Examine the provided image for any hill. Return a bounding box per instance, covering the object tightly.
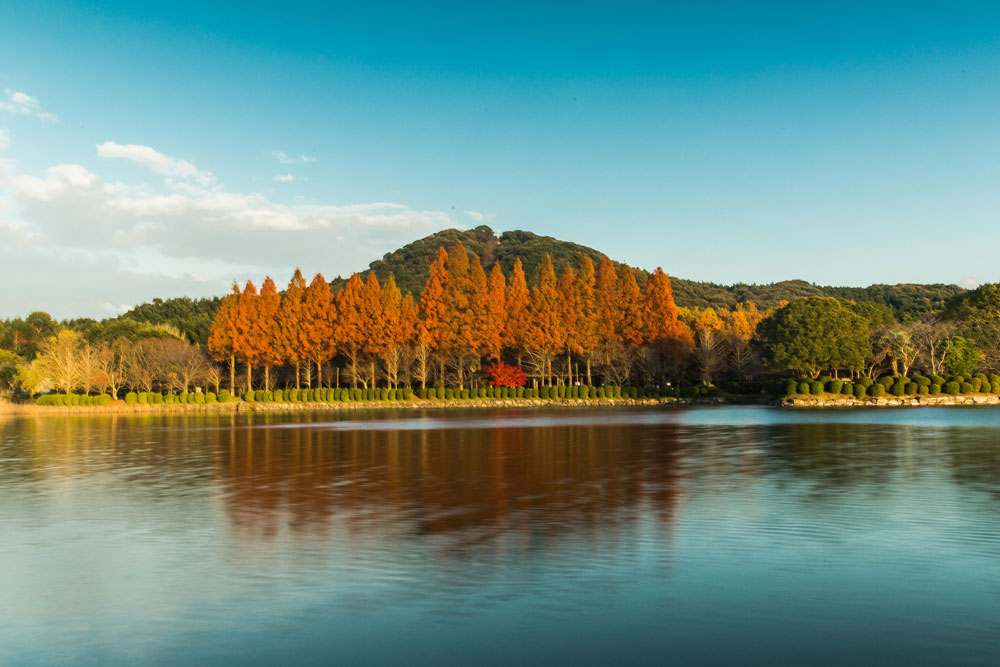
[118,226,965,345]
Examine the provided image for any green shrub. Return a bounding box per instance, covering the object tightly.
[797,381,810,394]
[242,391,254,402]
[853,384,866,398]
[195,392,206,404]
[150,393,162,405]
[206,392,218,404]
[628,387,638,399]
[856,377,874,388]
[137,392,148,405]
[930,375,946,385]
[809,380,824,395]
[444,388,453,400]
[930,384,941,395]
[841,382,853,395]
[905,382,918,395]
[870,383,886,397]
[828,380,843,395]
[125,392,137,405]
[459,389,468,399]
[918,385,929,395]
[943,381,959,395]
[877,376,895,388]
[914,375,931,387]
[784,380,798,395]
[981,381,992,394]
[971,378,983,392]
[960,382,973,394]
[219,389,231,402]
[579,386,589,399]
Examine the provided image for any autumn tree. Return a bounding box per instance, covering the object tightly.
[573,257,599,385]
[300,274,335,388]
[275,269,307,388]
[208,285,239,392]
[503,258,530,367]
[557,266,578,384]
[525,254,564,385]
[336,273,366,388]
[481,263,507,362]
[21,330,84,394]
[419,247,450,385]
[256,277,282,390]
[232,281,260,391]
[643,268,694,383]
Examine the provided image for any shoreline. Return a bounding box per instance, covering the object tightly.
[0,396,699,417]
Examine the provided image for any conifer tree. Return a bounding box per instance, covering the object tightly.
[336,273,366,388]
[233,281,259,391]
[644,268,695,382]
[257,276,282,390]
[300,274,335,388]
[208,284,239,392]
[595,257,618,345]
[275,269,307,388]
[378,275,404,388]
[525,255,564,385]
[557,266,578,384]
[360,273,385,387]
[573,257,599,385]
[504,257,530,367]
[482,263,507,361]
[419,247,450,385]
[615,268,645,347]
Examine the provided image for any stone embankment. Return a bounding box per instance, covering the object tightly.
[782,394,1000,408]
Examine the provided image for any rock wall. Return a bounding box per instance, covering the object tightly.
[782,394,1000,408]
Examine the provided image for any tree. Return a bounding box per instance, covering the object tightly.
[482,263,507,361]
[300,274,335,388]
[256,277,282,390]
[503,258,530,366]
[336,273,366,388]
[359,273,386,387]
[377,275,404,388]
[524,254,564,385]
[420,247,450,385]
[573,257,599,385]
[93,338,129,398]
[643,268,694,382]
[941,336,983,377]
[0,350,25,395]
[23,330,85,394]
[720,301,770,378]
[679,307,722,384]
[557,266,578,384]
[232,281,260,391]
[207,285,239,392]
[152,338,212,393]
[275,269,307,388]
[758,297,872,378]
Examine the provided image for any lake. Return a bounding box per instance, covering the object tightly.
[2,406,999,665]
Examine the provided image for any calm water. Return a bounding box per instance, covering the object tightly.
[2,406,1000,665]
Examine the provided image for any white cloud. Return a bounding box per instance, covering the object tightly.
[274,173,294,182]
[0,128,8,152]
[97,302,131,315]
[273,151,316,164]
[0,140,457,317]
[465,210,484,222]
[97,141,215,186]
[962,277,980,289]
[0,89,57,120]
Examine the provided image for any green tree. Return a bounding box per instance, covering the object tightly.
[941,336,983,377]
[758,297,872,377]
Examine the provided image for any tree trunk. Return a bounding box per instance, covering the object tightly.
[246,364,252,392]
[586,358,592,385]
[230,355,235,393]
[317,359,323,388]
[370,360,376,388]
[265,365,270,391]
[295,361,300,389]
[566,350,572,385]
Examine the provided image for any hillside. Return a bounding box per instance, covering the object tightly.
[119,226,964,345]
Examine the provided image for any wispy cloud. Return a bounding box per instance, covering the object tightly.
[464,210,495,223]
[274,173,294,182]
[97,141,216,187]
[0,89,57,120]
[0,128,8,152]
[273,151,316,164]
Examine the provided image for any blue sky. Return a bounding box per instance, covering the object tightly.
[1,1,999,318]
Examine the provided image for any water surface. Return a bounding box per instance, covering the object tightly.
[2,406,999,665]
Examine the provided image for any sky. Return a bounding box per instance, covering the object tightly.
[1,1,999,319]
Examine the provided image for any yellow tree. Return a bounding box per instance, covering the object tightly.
[573,257,599,385]
[360,273,385,388]
[378,275,405,388]
[503,258,530,367]
[398,292,419,387]
[643,267,695,383]
[441,242,480,388]
[208,284,240,392]
[679,306,722,383]
[275,269,307,388]
[300,274,335,388]
[720,301,772,376]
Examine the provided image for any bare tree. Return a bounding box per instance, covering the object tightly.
[909,319,957,376]
[151,338,211,392]
[94,338,129,398]
[123,339,158,392]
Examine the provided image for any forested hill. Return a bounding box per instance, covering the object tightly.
[119,226,962,345]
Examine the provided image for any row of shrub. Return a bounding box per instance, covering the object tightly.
[238,385,679,403]
[785,373,1000,398]
[124,391,222,405]
[36,393,113,407]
